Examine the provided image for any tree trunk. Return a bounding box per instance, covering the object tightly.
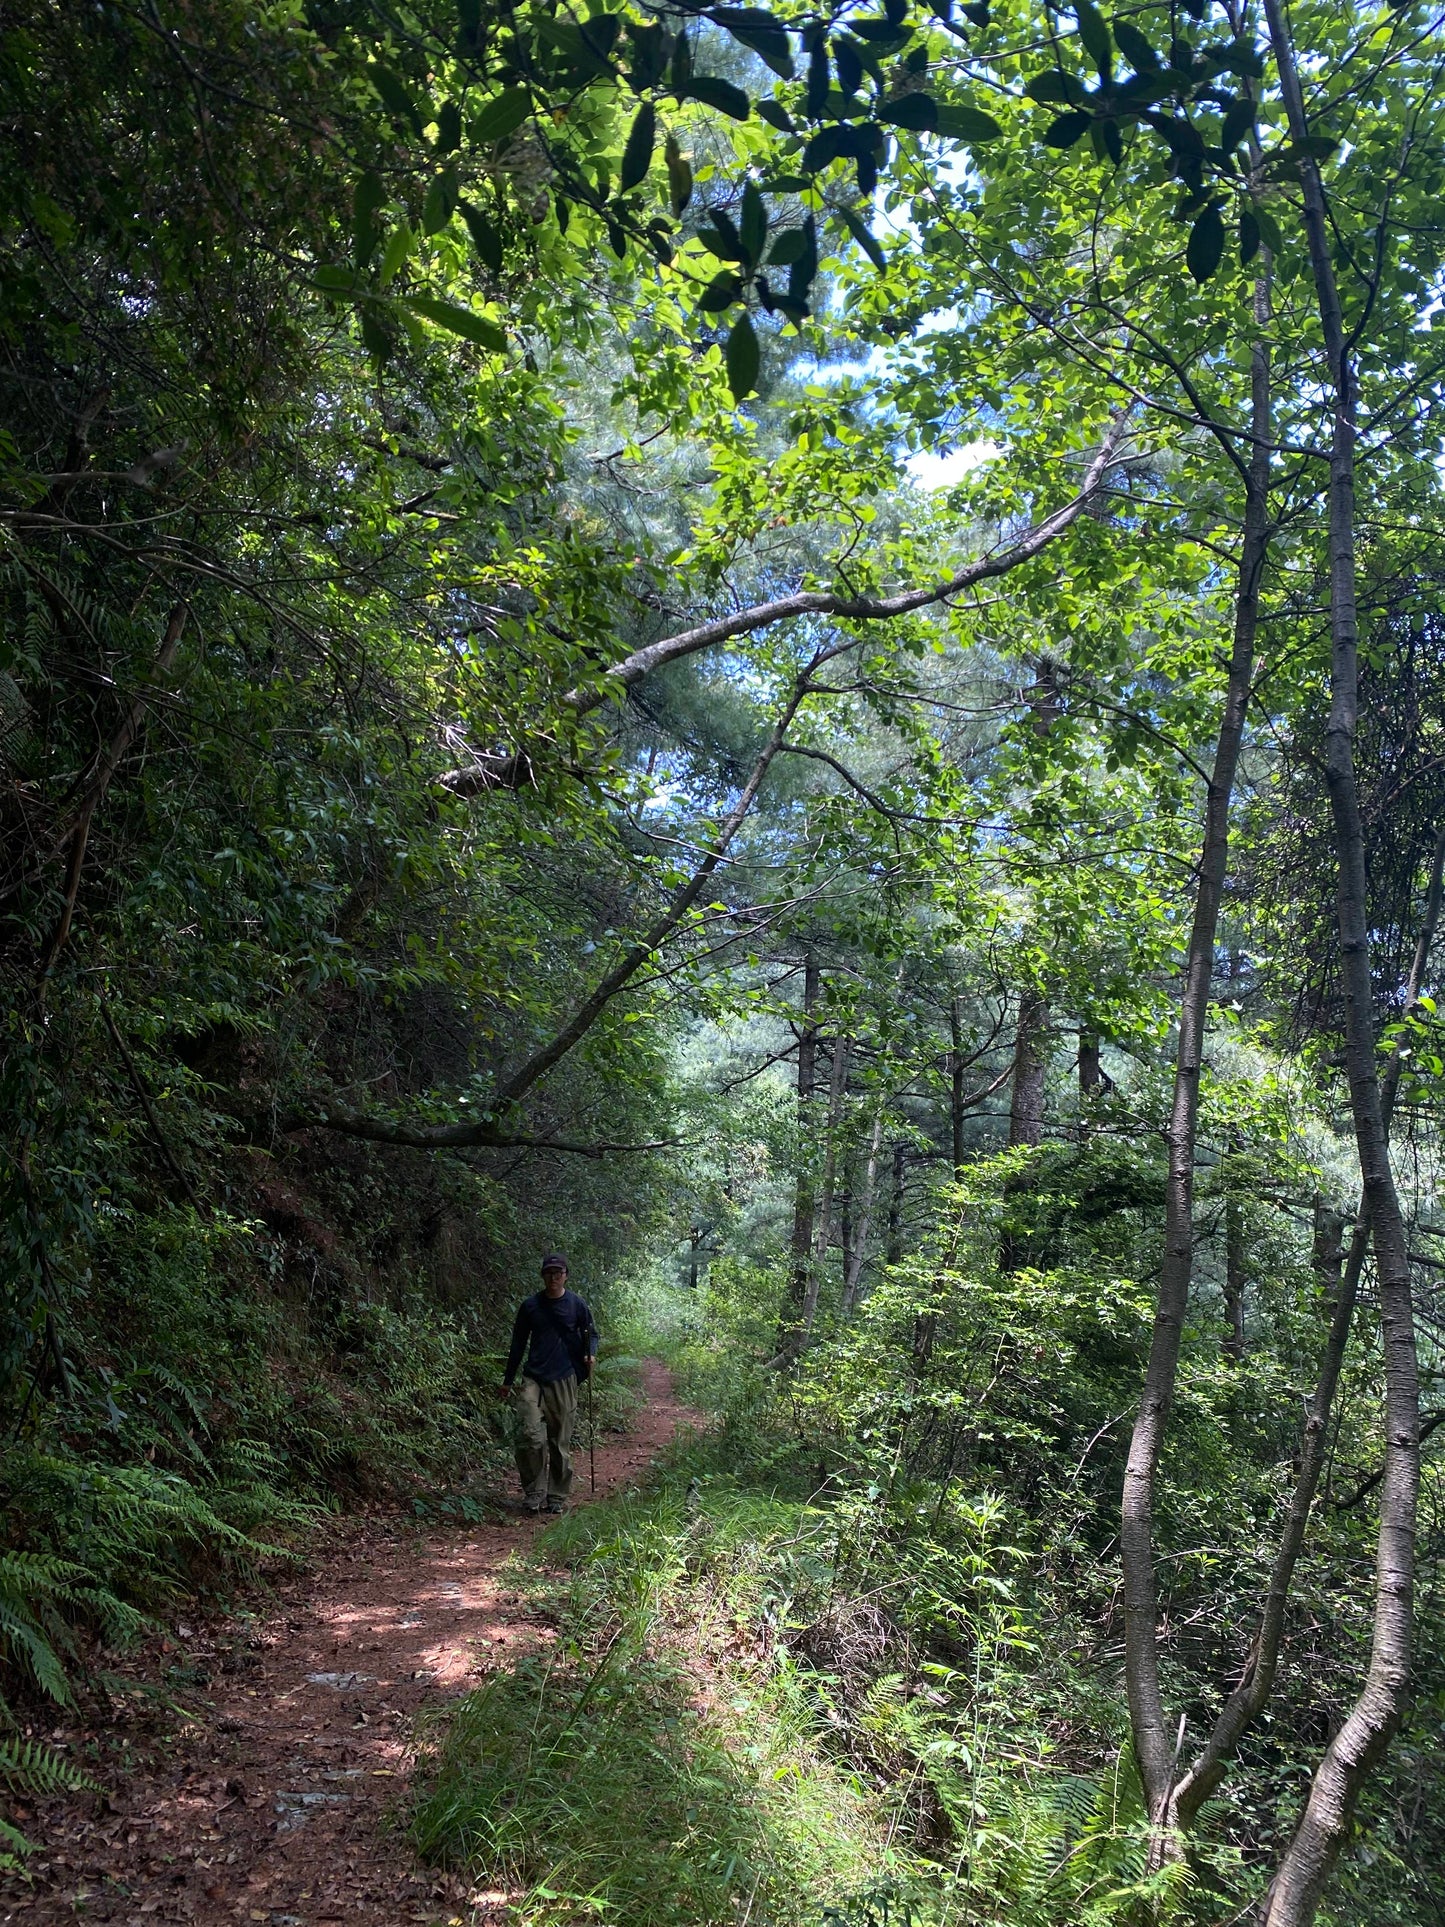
[800,1036,850,1342]
[1172,823,1445,1837]
[1122,266,1273,1834]
[779,953,820,1353]
[886,1142,907,1266]
[842,1109,884,1316]
[1223,1188,1247,1365]
[950,997,967,1176]
[1006,990,1048,1149]
[1255,17,1421,1918]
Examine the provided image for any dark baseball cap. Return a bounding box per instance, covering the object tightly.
[540,1253,568,1273]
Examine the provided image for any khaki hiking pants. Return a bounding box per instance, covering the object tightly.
[512,1373,577,1509]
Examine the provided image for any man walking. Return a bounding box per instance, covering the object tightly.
[498,1254,598,1514]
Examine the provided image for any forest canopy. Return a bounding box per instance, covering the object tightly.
[3,0,1445,1920]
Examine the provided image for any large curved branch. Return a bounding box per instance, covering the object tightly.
[290,676,808,1149]
[443,417,1129,796]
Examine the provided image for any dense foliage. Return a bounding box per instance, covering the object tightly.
[3,0,1445,1920]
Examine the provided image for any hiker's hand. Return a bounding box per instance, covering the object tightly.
[496,1383,511,1402]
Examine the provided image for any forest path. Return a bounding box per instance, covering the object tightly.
[7,1360,702,1927]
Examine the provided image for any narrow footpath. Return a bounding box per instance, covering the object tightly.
[7,1362,700,1927]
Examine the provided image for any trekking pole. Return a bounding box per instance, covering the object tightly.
[588,1367,596,1494]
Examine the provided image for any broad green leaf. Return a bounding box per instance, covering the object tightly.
[1186,203,1225,281]
[681,75,752,119]
[403,294,506,350]
[460,199,504,273]
[715,9,795,78]
[698,269,743,312]
[620,102,656,193]
[1025,70,1088,106]
[379,221,416,283]
[840,206,886,270]
[1111,16,1160,71]
[767,226,808,265]
[369,63,420,132]
[726,311,760,400]
[353,171,386,269]
[1044,109,1092,148]
[740,179,767,263]
[436,100,462,152]
[934,102,1004,141]
[879,93,939,133]
[807,37,831,117]
[665,133,694,216]
[835,36,864,100]
[470,87,531,146]
[421,170,457,237]
[1075,0,1112,79]
[757,99,794,131]
[1238,205,1261,266]
[1220,97,1255,155]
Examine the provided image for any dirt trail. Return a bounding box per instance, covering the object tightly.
[6,1361,701,1927]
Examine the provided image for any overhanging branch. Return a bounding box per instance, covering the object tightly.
[443,416,1129,796]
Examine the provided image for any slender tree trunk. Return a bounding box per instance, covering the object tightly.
[842,1109,884,1316]
[801,1036,850,1342]
[1173,826,1445,1834]
[1223,1196,1247,1365]
[886,1142,907,1266]
[778,952,820,1353]
[1250,23,1421,1920]
[1122,270,1273,1832]
[950,997,967,1176]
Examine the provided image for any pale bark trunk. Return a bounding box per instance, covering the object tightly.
[784,952,821,1344]
[1173,824,1444,1837]
[1257,13,1421,1918]
[800,1036,850,1342]
[842,1109,884,1315]
[950,998,967,1176]
[1122,272,1273,1830]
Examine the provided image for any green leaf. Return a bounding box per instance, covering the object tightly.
[787,213,818,304]
[879,93,939,133]
[403,294,506,350]
[665,133,694,216]
[835,36,864,100]
[726,311,760,400]
[1111,17,1160,71]
[740,179,768,263]
[460,200,504,273]
[620,102,656,193]
[681,75,752,119]
[1186,203,1225,281]
[1238,204,1260,266]
[703,208,744,261]
[369,62,420,132]
[421,169,458,237]
[1219,96,1255,155]
[353,170,386,269]
[803,125,850,171]
[378,221,416,284]
[1253,202,1284,255]
[698,269,744,312]
[715,8,795,78]
[757,99,794,131]
[767,226,808,265]
[1025,70,1088,106]
[1043,109,1092,148]
[806,37,831,116]
[840,206,886,270]
[470,87,532,146]
[312,264,357,293]
[436,100,463,152]
[934,102,1004,141]
[1075,1,1112,79]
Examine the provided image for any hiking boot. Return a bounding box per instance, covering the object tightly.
[544,1498,566,1514]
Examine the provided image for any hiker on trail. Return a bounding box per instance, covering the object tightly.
[498,1253,598,1514]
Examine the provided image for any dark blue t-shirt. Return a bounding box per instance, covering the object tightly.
[503,1288,597,1387]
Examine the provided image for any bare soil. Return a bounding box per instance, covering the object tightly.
[5,1361,701,1927]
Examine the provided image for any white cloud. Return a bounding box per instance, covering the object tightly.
[906,440,1003,490]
